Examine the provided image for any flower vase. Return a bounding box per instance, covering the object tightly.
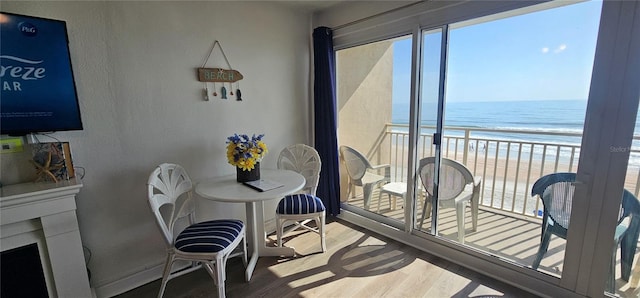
[237,162,260,182]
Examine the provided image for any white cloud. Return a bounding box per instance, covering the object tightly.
[554,44,567,53]
[541,47,549,54]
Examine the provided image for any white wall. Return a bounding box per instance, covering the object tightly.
[1,1,312,296]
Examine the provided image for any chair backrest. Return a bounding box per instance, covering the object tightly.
[621,189,640,278]
[277,144,321,196]
[531,172,576,229]
[532,172,640,231]
[622,189,640,223]
[147,163,194,247]
[339,146,374,184]
[418,157,474,201]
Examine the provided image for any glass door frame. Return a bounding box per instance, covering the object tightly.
[335,33,416,231]
[403,25,424,234]
[404,24,450,237]
[562,2,640,295]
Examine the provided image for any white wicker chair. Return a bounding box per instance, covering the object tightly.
[275,144,326,252]
[147,163,247,298]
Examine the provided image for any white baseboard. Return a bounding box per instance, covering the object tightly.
[94,219,278,298]
[93,262,166,298]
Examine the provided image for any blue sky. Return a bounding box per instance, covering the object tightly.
[393,1,603,104]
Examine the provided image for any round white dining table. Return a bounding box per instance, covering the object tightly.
[195,169,305,281]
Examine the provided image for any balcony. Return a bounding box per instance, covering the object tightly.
[340,124,640,296]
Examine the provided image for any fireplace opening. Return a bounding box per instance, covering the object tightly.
[1,243,49,298]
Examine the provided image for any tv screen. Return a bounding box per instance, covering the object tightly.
[1,12,83,136]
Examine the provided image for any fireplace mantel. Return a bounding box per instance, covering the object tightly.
[1,178,92,297]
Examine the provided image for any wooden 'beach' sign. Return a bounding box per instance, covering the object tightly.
[198,68,243,83]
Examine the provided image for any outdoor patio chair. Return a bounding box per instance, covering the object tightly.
[275,144,326,252]
[418,157,481,244]
[147,163,247,298]
[530,172,640,292]
[339,145,391,210]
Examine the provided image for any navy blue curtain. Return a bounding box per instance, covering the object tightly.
[313,27,340,216]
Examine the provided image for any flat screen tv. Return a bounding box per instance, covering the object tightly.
[1,12,83,136]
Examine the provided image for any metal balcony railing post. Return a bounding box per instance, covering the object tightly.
[463,129,470,165]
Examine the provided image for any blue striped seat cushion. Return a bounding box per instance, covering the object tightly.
[276,194,325,215]
[175,219,243,253]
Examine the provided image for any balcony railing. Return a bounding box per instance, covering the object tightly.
[377,123,640,219]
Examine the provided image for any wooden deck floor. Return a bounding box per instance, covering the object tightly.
[346,189,640,297]
[347,191,565,273]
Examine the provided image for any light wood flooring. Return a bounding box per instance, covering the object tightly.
[116,219,539,298]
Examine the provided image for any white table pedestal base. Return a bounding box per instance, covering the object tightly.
[244,201,295,281]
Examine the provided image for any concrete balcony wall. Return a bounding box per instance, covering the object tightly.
[337,40,394,200]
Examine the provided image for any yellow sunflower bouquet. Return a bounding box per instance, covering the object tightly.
[226,134,267,171]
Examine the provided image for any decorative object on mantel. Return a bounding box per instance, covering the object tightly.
[226,134,267,182]
[198,40,243,101]
[30,151,62,182]
[30,142,75,183]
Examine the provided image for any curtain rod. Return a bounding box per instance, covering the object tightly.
[330,1,425,31]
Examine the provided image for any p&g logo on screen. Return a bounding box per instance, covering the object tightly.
[17,22,37,37]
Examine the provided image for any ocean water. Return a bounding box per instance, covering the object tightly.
[394,100,586,132]
[391,99,640,165]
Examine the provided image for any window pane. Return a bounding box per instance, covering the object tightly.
[337,35,412,226]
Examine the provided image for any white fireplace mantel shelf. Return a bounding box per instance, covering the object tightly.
[1,178,92,298]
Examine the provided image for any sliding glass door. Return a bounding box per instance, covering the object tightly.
[413,0,602,277]
[335,0,639,295]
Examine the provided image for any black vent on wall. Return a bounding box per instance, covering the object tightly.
[1,243,49,298]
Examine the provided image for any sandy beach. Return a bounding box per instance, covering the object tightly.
[380,141,640,217]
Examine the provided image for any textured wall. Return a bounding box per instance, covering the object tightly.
[0,1,311,295]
